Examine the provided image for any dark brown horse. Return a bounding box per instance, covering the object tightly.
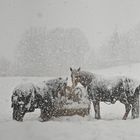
[11,77,68,121]
[70,67,140,120]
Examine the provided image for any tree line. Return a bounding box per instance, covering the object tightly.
[1,24,140,76]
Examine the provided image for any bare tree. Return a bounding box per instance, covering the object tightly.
[14,27,47,76]
[14,27,89,76]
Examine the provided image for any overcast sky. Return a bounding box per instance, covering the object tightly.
[0,0,140,60]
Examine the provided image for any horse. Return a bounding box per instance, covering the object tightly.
[11,77,68,121]
[70,67,140,120]
[36,77,68,121]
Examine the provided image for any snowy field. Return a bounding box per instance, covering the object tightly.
[1,63,140,140]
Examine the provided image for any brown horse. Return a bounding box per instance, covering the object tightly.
[70,67,140,120]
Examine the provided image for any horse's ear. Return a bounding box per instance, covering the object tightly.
[77,67,81,71]
[70,67,73,71]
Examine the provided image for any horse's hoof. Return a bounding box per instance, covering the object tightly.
[95,117,101,120]
[38,117,46,122]
[122,117,127,120]
[131,116,139,119]
[39,116,51,122]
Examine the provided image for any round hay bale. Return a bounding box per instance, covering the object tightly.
[53,105,90,117]
[52,86,90,117]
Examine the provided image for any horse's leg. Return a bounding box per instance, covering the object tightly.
[12,108,17,120]
[39,108,50,122]
[132,94,139,119]
[119,94,132,120]
[93,101,101,119]
[97,101,101,119]
[122,103,131,120]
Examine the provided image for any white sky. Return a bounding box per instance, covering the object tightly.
[0,0,140,60]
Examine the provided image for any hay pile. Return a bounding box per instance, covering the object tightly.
[53,87,90,117]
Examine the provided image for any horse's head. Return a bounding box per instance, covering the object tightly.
[11,93,28,121]
[11,83,38,121]
[70,67,81,88]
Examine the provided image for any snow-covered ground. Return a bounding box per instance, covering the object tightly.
[1,63,140,140]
